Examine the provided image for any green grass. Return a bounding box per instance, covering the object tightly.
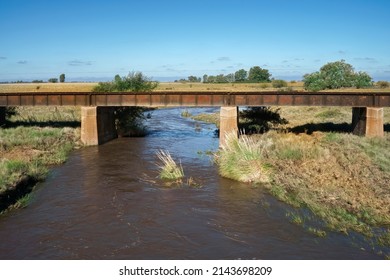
[0,107,81,210]
[307,227,327,237]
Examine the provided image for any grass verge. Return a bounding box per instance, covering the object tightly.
[215,131,390,249]
[0,107,81,212]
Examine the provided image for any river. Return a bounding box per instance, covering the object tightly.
[0,108,383,259]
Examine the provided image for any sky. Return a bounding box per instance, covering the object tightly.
[0,0,390,82]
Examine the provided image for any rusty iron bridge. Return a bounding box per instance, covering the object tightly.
[1,91,389,146]
[1,91,390,107]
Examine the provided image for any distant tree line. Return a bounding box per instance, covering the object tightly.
[175,66,272,84]
[0,73,66,84]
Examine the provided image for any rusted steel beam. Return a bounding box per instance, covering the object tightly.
[1,91,390,107]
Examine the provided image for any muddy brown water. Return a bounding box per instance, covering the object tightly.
[0,108,385,259]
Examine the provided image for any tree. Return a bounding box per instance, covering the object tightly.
[215,74,228,83]
[303,60,373,91]
[203,74,208,83]
[248,66,271,82]
[188,76,200,82]
[225,73,235,83]
[353,72,373,89]
[59,73,65,83]
[93,72,158,136]
[234,69,247,82]
[94,71,158,92]
[48,78,58,83]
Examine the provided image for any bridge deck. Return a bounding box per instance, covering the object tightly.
[1,91,390,107]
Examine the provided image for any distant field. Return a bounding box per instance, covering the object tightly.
[0,83,96,93]
[1,81,390,93]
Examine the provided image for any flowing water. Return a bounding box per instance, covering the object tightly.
[0,108,384,259]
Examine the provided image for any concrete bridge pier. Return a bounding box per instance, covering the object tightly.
[219,106,239,147]
[81,106,117,145]
[352,107,384,137]
[0,107,5,126]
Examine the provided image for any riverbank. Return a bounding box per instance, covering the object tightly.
[205,110,390,254]
[0,107,81,212]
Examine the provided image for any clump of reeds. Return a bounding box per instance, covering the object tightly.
[216,132,271,183]
[156,150,184,180]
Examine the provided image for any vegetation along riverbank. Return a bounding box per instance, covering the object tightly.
[206,106,390,255]
[0,107,81,212]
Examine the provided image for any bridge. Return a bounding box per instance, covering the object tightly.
[1,91,389,146]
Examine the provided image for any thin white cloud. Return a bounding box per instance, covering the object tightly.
[17,60,27,64]
[68,60,93,66]
[217,56,231,62]
[354,57,377,63]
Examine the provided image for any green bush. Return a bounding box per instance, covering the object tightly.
[93,72,158,92]
[353,72,373,89]
[303,60,373,91]
[48,78,58,83]
[272,79,288,88]
[93,72,158,136]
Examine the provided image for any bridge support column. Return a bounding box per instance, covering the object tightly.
[219,106,239,147]
[352,107,384,137]
[81,106,117,146]
[0,107,5,127]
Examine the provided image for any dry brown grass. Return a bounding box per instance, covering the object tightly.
[2,81,390,93]
[0,83,97,93]
[0,81,297,93]
[263,132,390,229]
[217,129,390,251]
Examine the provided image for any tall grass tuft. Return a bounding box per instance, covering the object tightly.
[156,150,184,180]
[216,132,271,183]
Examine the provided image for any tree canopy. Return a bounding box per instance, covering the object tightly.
[303,60,373,91]
[248,66,271,82]
[93,72,158,92]
[92,72,158,137]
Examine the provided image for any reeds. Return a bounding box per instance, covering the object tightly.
[156,150,184,180]
[216,132,271,183]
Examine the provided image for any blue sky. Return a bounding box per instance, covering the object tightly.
[1,0,389,82]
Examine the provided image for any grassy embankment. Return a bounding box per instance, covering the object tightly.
[0,106,81,212]
[206,106,390,252]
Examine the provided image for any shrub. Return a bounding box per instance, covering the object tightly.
[93,72,158,136]
[93,71,158,92]
[303,60,373,91]
[353,72,373,89]
[303,72,327,91]
[377,81,389,88]
[272,79,288,88]
[156,150,184,180]
[215,132,271,183]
